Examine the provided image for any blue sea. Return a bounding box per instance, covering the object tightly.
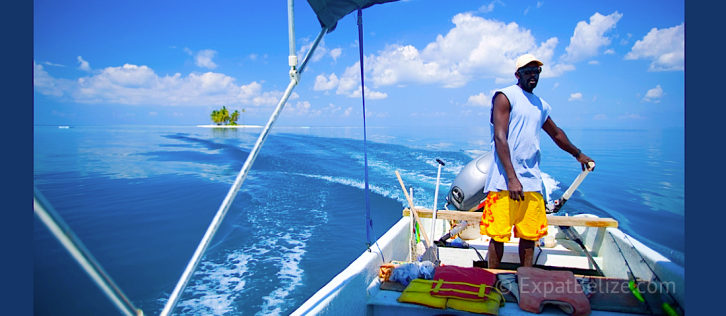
[33,125,684,316]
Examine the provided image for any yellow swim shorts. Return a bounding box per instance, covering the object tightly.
[479,191,548,242]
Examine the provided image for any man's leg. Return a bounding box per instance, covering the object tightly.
[519,239,535,267]
[487,239,504,269]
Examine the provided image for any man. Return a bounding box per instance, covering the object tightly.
[480,54,595,269]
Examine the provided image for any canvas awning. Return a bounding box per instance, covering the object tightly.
[306,0,400,32]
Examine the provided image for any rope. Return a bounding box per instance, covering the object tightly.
[357,8,384,263]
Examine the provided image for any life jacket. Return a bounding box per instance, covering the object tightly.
[517,267,591,316]
[397,265,505,315]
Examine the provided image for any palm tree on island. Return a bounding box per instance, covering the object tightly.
[230,110,240,126]
[209,106,245,126]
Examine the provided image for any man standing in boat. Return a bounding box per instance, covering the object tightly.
[481,54,595,269]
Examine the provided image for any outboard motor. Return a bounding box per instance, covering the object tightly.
[446,152,494,211]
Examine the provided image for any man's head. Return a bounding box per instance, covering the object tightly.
[515,54,543,93]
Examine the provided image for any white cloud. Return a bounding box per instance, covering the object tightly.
[562,12,623,63]
[642,85,664,102]
[313,73,339,91]
[552,82,559,90]
[77,56,92,72]
[183,47,193,55]
[348,86,388,99]
[34,60,297,106]
[343,107,353,117]
[619,113,645,120]
[34,62,70,97]
[335,13,568,95]
[624,23,684,71]
[604,49,615,55]
[569,92,583,101]
[588,60,600,65]
[249,53,258,61]
[148,112,158,116]
[44,61,66,67]
[468,91,496,106]
[195,49,218,69]
[284,101,311,115]
[330,48,342,62]
[479,0,503,13]
[593,114,607,121]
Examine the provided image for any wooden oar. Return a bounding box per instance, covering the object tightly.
[395,170,431,248]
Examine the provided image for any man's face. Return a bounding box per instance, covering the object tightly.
[516,62,541,91]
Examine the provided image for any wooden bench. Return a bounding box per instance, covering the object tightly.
[402,208,618,255]
[402,208,618,228]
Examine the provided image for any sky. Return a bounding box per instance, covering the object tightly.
[33,0,685,129]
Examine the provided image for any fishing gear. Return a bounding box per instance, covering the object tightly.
[623,234,682,316]
[429,159,445,243]
[609,232,646,303]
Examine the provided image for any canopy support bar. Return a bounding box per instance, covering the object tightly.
[33,188,142,316]
[159,26,328,316]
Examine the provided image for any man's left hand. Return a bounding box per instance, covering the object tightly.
[577,153,595,171]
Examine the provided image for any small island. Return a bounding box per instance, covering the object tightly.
[198,106,262,128]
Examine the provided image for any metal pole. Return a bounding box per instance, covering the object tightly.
[34,188,141,316]
[159,26,327,316]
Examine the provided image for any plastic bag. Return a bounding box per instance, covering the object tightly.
[389,261,437,286]
[389,263,419,286]
[418,261,435,280]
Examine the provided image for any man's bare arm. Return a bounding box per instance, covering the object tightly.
[492,93,524,201]
[542,117,595,171]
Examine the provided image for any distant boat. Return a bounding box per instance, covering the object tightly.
[58,126,70,129]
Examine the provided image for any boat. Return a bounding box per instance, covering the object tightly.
[33,1,685,315]
[289,155,686,316]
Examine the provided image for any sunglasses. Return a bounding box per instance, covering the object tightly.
[518,66,542,76]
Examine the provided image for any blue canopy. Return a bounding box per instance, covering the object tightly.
[306,0,400,32]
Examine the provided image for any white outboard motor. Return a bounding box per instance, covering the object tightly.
[446,152,494,211]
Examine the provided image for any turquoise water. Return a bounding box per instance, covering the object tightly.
[33,125,684,315]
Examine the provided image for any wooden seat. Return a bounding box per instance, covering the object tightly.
[402,208,618,228]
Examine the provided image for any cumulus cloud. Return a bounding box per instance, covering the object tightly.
[588,60,600,65]
[561,12,622,63]
[77,56,92,72]
[624,23,684,71]
[34,62,70,97]
[284,101,311,115]
[34,60,297,106]
[343,107,353,117]
[335,13,568,95]
[569,92,583,101]
[604,49,615,55]
[348,86,388,99]
[195,49,218,69]
[468,90,497,106]
[642,85,664,103]
[313,73,339,91]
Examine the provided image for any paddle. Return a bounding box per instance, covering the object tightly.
[429,159,445,244]
[395,171,439,264]
[395,170,432,249]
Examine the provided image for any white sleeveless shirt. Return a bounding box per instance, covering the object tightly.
[484,85,551,194]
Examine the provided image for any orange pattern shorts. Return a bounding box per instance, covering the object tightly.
[479,191,548,242]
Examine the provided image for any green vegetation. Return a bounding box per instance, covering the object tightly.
[210,106,245,126]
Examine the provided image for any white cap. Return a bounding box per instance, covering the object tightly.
[515,54,544,72]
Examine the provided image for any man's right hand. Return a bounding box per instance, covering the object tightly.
[508,177,525,201]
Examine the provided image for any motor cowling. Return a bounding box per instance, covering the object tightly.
[446,152,493,211]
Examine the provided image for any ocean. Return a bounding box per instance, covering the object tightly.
[33,125,684,316]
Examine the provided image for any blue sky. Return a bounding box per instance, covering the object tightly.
[33,0,684,128]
